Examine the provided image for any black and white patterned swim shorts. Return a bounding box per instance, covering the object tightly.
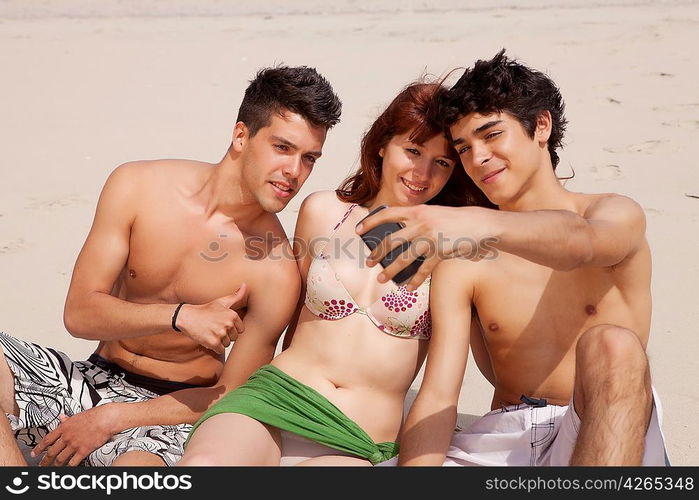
[1,332,198,466]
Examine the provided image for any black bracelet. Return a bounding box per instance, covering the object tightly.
[172,302,186,333]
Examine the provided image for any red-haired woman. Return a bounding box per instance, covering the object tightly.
[179,82,489,466]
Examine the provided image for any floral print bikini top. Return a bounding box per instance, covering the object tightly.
[304,204,431,340]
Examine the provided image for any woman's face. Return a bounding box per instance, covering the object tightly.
[377,131,456,207]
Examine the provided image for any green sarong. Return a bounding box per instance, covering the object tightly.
[186,364,399,465]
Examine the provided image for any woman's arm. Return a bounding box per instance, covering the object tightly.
[398,258,476,465]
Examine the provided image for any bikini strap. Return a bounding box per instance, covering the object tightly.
[316,204,358,258]
[333,203,359,231]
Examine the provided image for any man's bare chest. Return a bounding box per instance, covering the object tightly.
[121,212,271,304]
[474,258,624,345]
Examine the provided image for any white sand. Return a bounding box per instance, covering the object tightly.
[1,0,697,465]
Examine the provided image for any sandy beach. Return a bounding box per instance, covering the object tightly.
[1,0,697,465]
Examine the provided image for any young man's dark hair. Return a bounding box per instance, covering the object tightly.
[439,49,567,168]
[237,65,342,136]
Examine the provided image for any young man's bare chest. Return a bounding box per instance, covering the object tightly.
[476,258,620,339]
[123,204,273,305]
[99,194,286,382]
[472,251,651,400]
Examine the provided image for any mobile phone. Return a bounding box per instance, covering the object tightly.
[358,205,425,285]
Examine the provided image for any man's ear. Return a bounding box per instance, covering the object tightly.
[535,111,552,144]
[231,121,248,153]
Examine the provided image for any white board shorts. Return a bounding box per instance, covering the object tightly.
[381,387,668,466]
[448,386,668,466]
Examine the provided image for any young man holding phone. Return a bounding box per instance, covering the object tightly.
[358,51,668,466]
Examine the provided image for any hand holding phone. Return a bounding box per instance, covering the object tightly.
[357,205,425,285]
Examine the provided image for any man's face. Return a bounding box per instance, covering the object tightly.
[240,111,327,213]
[449,111,548,207]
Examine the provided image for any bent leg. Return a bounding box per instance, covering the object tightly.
[570,324,652,465]
[178,413,281,466]
[0,415,25,465]
[0,345,18,415]
[1,342,24,465]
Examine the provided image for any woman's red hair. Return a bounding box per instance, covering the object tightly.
[336,81,494,208]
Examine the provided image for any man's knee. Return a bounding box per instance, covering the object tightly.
[576,324,647,372]
[0,346,17,415]
[574,324,653,422]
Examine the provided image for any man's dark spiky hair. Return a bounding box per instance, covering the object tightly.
[437,49,567,168]
[236,65,342,137]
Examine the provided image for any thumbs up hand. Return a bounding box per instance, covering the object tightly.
[174,283,248,354]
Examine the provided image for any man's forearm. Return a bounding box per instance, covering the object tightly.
[105,334,278,434]
[64,292,178,340]
[107,385,229,433]
[482,208,593,271]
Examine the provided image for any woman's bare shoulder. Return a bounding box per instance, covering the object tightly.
[294,190,355,238]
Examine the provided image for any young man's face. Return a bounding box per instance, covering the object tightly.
[240,111,327,213]
[449,111,549,207]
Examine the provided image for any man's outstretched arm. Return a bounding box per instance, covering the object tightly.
[479,194,647,271]
[398,259,473,465]
[358,194,646,289]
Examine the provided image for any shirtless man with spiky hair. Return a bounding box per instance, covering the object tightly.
[0,65,341,466]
